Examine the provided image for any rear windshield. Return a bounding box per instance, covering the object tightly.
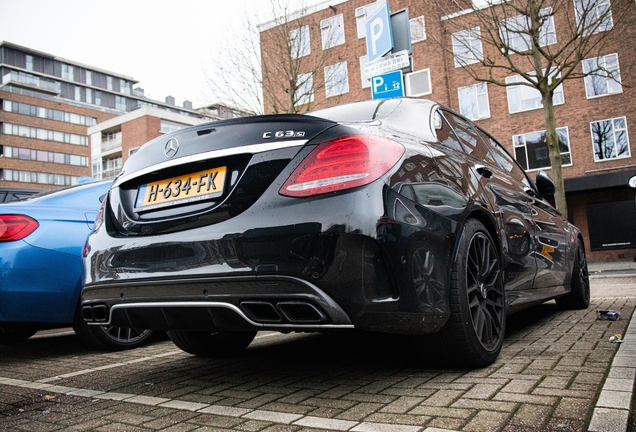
[308,99,401,123]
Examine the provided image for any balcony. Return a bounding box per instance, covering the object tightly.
[100,166,122,180]
[101,136,122,153]
[2,71,61,95]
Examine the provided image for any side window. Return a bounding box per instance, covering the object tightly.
[442,111,479,153]
[475,127,532,188]
[442,111,494,164]
[433,111,464,152]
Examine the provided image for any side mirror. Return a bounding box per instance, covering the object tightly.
[629,175,636,189]
[535,171,555,197]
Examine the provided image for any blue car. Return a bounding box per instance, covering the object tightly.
[0,180,154,349]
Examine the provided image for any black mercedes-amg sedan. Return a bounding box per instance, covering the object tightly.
[81,98,589,367]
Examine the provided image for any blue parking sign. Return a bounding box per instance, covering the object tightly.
[371,70,404,100]
[365,3,393,62]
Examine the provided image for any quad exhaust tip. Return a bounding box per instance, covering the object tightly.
[241,300,327,324]
[82,305,108,322]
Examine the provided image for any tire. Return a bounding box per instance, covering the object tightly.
[556,239,590,310]
[422,219,506,368]
[167,330,257,357]
[72,311,155,351]
[0,327,37,344]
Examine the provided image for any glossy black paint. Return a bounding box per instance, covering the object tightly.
[82,98,581,337]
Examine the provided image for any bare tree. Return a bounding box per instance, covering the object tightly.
[431,0,634,218]
[205,0,350,115]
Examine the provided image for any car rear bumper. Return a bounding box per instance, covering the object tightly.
[82,274,354,330]
[81,271,449,334]
[83,186,459,335]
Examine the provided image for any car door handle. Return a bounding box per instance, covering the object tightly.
[475,165,492,179]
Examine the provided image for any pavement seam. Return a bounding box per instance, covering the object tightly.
[0,376,461,432]
[32,350,183,383]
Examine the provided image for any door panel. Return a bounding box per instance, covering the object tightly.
[437,110,538,291]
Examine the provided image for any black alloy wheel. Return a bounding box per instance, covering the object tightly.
[72,311,155,350]
[99,325,154,346]
[556,239,590,310]
[465,228,505,353]
[428,218,506,368]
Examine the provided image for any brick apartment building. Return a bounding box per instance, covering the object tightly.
[259,0,636,262]
[0,41,219,188]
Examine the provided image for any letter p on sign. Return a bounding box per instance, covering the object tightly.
[372,76,385,94]
[369,17,383,57]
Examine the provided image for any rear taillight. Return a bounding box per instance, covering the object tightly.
[280,135,405,197]
[93,199,106,232]
[0,215,39,242]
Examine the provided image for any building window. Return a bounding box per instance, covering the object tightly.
[355,3,380,39]
[359,55,371,88]
[120,79,131,95]
[101,156,123,180]
[575,0,613,34]
[458,83,490,121]
[2,123,87,146]
[26,55,33,71]
[290,26,311,59]
[295,72,314,106]
[321,14,345,49]
[2,100,96,126]
[115,96,126,111]
[324,62,349,97]
[2,146,87,166]
[410,16,426,43]
[86,70,92,86]
[160,122,183,134]
[95,90,102,106]
[591,117,630,161]
[107,76,113,91]
[452,27,483,67]
[582,53,622,98]
[506,71,564,113]
[86,88,93,104]
[405,69,432,97]
[62,64,74,81]
[513,127,572,171]
[74,86,82,102]
[500,8,556,52]
[1,169,80,186]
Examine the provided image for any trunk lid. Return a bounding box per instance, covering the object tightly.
[108,114,336,236]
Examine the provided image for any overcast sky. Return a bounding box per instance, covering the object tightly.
[0,0,296,108]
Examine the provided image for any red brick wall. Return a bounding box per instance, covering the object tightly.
[0,90,117,189]
[260,0,636,262]
[121,116,162,163]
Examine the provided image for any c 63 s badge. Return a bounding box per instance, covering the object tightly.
[263,130,306,139]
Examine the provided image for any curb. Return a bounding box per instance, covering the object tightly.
[588,307,636,432]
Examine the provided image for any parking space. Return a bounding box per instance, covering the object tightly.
[1,277,634,432]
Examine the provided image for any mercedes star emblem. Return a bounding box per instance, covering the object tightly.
[164,138,179,158]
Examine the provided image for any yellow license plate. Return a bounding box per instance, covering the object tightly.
[135,166,227,210]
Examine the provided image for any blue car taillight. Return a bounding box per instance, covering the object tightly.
[0,215,39,242]
[93,198,106,232]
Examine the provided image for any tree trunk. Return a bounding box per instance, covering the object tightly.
[542,93,568,218]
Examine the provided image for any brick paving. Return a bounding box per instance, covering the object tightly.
[0,270,634,431]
